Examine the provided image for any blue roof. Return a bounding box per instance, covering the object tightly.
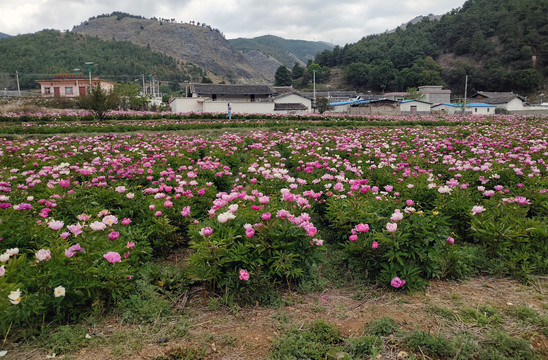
[329,99,370,106]
[466,103,496,107]
[435,102,496,108]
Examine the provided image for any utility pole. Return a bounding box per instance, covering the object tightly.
[142,74,146,95]
[462,75,468,114]
[15,70,21,97]
[313,70,316,112]
[85,62,94,93]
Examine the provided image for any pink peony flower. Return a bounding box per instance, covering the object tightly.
[0,265,4,277]
[355,223,370,233]
[446,237,455,245]
[180,206,191,217]
[276,209,290,218]
[239,269,250,281]
[77,213,91,221]
[349,234,358,242]
[386,223,398,233]
[406,199,415,206]
[67,223,83,236]
[59,180,70,188]
[35,249,51,261]
[199,227,213,236]
[102,215,118,226]
[103,252,121,263]
[121,217,131,225]
[471,205,486,215]
[245,228,255,238]
[391,277,406,288]
[390,210,404,221]
[48,220,64,231]
[108,231,120,240]
[90,221,107,231]
[65,249,76,258]
[261,212,271,221]
[68,243,83,252]
[313,238,324,246]
[126,241,135,249]
[60,232,70,239]
[164,200,173,207]
[372,241,379,249]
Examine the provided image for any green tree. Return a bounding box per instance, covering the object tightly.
[315,97,333,114]
[113,81,148,110]
[274,65,292,86]
[343,62,371,88]
[78,82,120,121]
[291,63,305,79]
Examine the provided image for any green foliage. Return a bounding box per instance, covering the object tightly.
[77,82,120,121]
[0,30,184,89]
[365,316,399,336]
[42,325,91,354]
[316,0,546,94]
[477,332,542,360]
[120,280,172,324]
[274,65,292,86]
[315,97,333,114]
[404,331,457,358]
[268,320,343,360]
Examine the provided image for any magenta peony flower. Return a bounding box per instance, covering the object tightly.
[199,227,213,236]
[446,237,455,245]
[391,277,406,288]
[103,252,121,263]
[261,212,271,221]
[349,234,358,242]
[108,231,120,240]
[239,269,250,281]
[372,241,379,249]
[121,217,131,225]
[59,180,70,188]
[180,206,191,217]
[245,228,255,238]
[355,223,370,233]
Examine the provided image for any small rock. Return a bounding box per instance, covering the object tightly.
[0,350,7,357]
[507,302,514,306]
[397,351,409,359]
[85,334,92,339]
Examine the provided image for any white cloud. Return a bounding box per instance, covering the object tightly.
[0,0,465,44]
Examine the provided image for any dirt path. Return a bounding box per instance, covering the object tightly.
[4,277,547,360]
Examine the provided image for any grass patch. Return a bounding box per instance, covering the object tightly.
[365,316,399,336]
[460,305,503,327]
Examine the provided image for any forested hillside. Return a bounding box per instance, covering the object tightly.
[229,35,334,68]
[0,30,197,89]
[315,0,547,95]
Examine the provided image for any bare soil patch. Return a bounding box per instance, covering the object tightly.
[4,277,547,360]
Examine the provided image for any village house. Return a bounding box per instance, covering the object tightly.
[418,85,452,104]
[432,103,496,115]
[171,83,312,114]
[468,91,525,111]
[35,74,114,97]
[399,99,432,114]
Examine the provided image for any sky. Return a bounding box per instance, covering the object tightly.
[0,0,466,45]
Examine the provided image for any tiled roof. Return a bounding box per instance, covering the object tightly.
[470,92,524,104]
[274,103,308,111]
[189,84,275,95]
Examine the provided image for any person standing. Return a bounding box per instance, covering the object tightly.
[227,103,232,120]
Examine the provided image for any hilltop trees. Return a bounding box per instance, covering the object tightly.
[274,66,292,86]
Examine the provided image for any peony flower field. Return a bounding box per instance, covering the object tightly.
[0,113,547,338]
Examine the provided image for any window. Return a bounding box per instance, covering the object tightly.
[65,87,73,95]
[44,87,51,94]
[251,94,256,102]
[487,108,490,112]
[475,108,477,112]
[212,94,217,101]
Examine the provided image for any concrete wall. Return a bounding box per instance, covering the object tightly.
[275,93,312,112]
[400,101,431,114]
[204,101,274,114]
[502,98,525,111]
[350,105,401,115]
[170,98,204,113]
